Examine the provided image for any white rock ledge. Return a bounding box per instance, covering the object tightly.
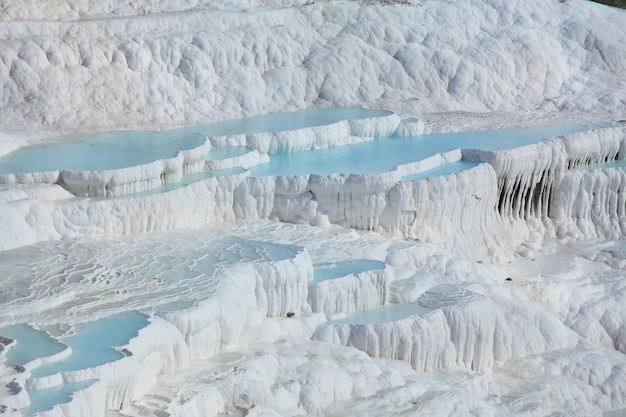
[208,112,401,154]
[205,147,269,171]
[313,284,579,373]
[308,268,390,316]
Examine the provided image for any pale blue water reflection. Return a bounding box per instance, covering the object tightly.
[24,380,96,414]
[30,311,149,378]
[0,131,205,174]
[313,260,385,283]
[0,325,66,366]
[0,107,388,175]
[579,160,626,170]
[250,121,599,177]
[177,107,392,136]
[256,241,299,261]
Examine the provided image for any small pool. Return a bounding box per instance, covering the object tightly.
[313,260,385,283]
[330,303,433,325]
[176,107,392,137]
[249,121,598,177]
[0,131,205,174]
[256,241,300,261]
[24,379,97,415]
[30,311,149,378]
[0,324,67,367]
[608,241,626,252]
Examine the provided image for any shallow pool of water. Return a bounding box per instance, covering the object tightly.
[257,241,299,261]
[250,121,596,177]
[313,260,385,283]
[0,325,67,367]
[24,379,96,415]
[30,311,149,378]
[608,241,626,252]
[177,107,392,137]
[0,131,205,174]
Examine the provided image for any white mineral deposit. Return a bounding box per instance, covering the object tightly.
[1,0,626,416]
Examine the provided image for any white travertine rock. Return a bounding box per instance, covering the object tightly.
[314,284,578,373]
[207,113,400,154]
[205,148,268,171]
[1,0,626,415]
[308,268,390,316]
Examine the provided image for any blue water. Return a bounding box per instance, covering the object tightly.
[607,241,626,252]
[0,131,205,174]
[1,317,147,416]
[400,160,480,181]
[0,107,387,176]
[176,107,392,137]
[30,311,149,378]
[0,325,67,366]
[330,303,433,325]
[24,380,97,415]
[250,121,598,177]
[0,108,608,198]
[257,241,299,261]
[118,118,602,196]
[580,159,626,170]
[313,260,385,283]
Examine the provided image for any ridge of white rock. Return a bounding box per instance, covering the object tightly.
[461,125,626,246]
[554,167,626,239]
